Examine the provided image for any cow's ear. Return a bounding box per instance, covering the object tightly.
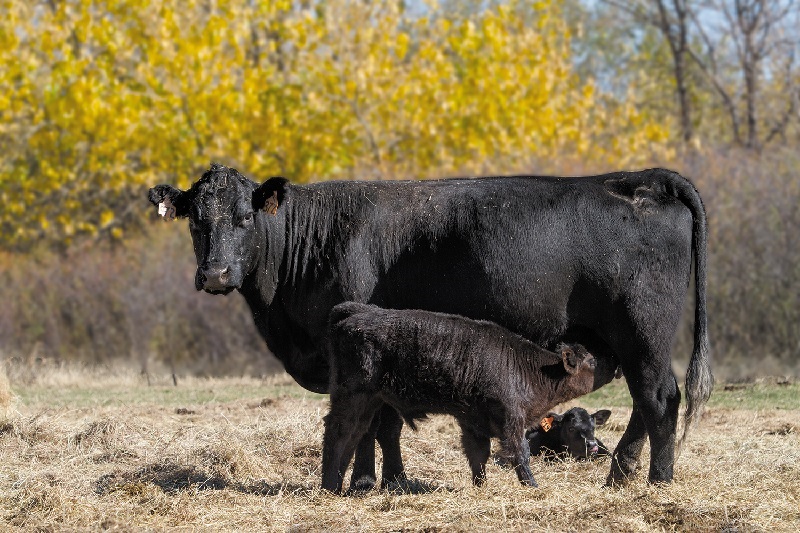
[252,177,289,215]
[560,345,580,375]
[148,185,190,219]
[592,409,612,426]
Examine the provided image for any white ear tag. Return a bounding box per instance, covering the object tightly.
[158,197,176,220]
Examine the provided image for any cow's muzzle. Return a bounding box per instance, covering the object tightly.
[196,264,235,294]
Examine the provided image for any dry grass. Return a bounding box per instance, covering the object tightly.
[1,367,799,532]
[0,364,16,421]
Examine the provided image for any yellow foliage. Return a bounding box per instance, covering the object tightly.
[0,0,673,251]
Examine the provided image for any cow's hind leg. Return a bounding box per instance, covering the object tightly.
[607,405,647,485]
[607,356,681,486]
[637,370,681,483]
[460,429,491,486]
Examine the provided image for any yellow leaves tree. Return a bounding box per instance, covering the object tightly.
[0,0,672,251]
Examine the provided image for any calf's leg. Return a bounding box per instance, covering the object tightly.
[349,404,406,490]
[460,429,490,486]
[500,418,537,487]
[375,405,406,488]
[322,393,382,493]
[349,415,379,491]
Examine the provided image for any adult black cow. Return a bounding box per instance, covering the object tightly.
[148,163,712,488]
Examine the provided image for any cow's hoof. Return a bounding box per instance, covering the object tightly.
[605,467,638,488]
[605,457,639,487]
[347,475,377,494]
[605,473,631,488]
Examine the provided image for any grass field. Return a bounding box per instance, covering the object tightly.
[1,364,799,532]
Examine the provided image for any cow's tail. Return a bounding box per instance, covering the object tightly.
[665,170,714,455]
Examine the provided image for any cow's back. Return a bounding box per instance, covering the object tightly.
[335,170,696,347]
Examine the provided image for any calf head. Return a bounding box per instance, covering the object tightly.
[549,407,611,458]
[148,164,288,295]
[557,343,597,396]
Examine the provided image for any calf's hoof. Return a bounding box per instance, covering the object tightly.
[379,471,408,490]
[348,474,377,494]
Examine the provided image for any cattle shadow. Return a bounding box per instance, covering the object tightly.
[95,462,314,497]
[367,478,454,496]
[95,462,451,497]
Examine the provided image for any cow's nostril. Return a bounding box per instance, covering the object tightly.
[200,265,232,290]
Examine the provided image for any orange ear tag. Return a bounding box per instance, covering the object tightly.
[540,416,554,432]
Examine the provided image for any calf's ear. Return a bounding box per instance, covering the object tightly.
[560,345,580,374]
[252,177,289,215]
[592,409,612,426]
[148,185,190,219]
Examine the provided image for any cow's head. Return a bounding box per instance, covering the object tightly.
[148,164,288,295]
[548,407,611,458]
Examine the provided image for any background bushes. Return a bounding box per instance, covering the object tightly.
[1,0,799,379]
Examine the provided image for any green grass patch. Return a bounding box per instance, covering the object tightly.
[706,381,800,411]
[11,373,798,412]
[558,379,800,412]
[15,380,326,409]
[577,379,634,409]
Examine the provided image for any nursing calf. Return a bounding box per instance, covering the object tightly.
[322,302,598,493]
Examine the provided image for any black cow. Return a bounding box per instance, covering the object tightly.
[148,163,711,488]
[527,407,612,460]
[322,302,599,492]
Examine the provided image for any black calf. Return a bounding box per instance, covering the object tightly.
[322,303,599,493]
[527,407,612,459]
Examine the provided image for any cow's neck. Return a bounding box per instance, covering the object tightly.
[235,205,333,393]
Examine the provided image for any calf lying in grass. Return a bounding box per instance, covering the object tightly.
[527,407,612,459]
[322,302,597,493]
